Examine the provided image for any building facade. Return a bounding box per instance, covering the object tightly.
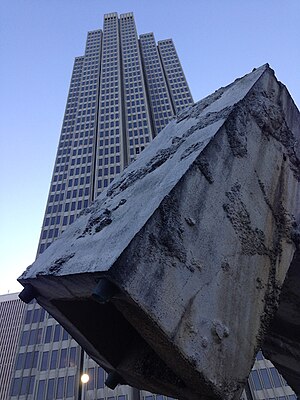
[0,293,26,400]
[248,352,297,400]
[7,11,297,400]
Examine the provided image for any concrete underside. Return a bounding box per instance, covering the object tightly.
[19,64,300,399]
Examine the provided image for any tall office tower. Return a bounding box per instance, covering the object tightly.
[36,12,193,257]
[8,12,193,400]
[0,293,26,400]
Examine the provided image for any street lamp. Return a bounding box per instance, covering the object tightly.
[81,374,89,384]
[78,347,89,400]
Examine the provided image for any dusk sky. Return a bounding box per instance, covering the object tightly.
[1,0,299,294]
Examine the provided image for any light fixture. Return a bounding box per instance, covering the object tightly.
[81,373,89,384]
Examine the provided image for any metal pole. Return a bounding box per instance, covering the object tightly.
[131,387,141,400]
[78,347,84,400]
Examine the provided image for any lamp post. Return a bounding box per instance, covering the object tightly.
[78,347,89,400]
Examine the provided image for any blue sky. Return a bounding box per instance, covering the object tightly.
[0,0,299,294]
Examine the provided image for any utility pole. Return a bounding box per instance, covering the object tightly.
[132,387,141,400]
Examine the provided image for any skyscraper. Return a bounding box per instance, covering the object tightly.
[36,12,193,257]
[9,11,193,400]
[8,11,297,400]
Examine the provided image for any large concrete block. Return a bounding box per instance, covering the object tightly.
[19,64,300,399]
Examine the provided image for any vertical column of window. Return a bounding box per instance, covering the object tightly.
[139,33,174,136]
[0,298,27,400]
[14,302,44,373]
[158,39,193,114]
[120,13,154,164]
[37,56,85,256]
[95,13,123,198]
[66,30,102,221]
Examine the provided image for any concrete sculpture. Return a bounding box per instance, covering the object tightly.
[19,64,300,399]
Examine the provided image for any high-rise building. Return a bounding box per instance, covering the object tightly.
[8,11,193,400]
[7,11,297,400]
[36,11,193,257]
[0,293,26,400]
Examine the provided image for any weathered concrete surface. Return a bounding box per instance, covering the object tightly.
[19,64,300,399]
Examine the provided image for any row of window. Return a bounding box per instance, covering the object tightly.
[250,367,288,390]
[24,307,45,325]
[15,345,78,373]
[45,196,88,215]
[98,155,120,164]
[10,376,35,397]
[96,177,114,190]
[97,166,121,176]
[20,323,70,347]
[35,375,75,399]
[39,346,77,370]
[16,347,77,371]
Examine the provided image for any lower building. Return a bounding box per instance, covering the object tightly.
[248,351,297,400]
[5,297,296,400]
[0,293,26,400]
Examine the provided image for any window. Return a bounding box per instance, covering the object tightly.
[39,308,45,322]
[56,377,64,399]
[59,348,68,368]
[87,368,94,390]
[66,376,75,397]
[260,368,272,389]
[28,329,37,345]
[20,330,29,346]
[62,329,69,341]
[20,377,30,395]
[69,347,77,367]
[15,353,24,370]
[250,370,262,390]
[37,380,46,400]
[270,367,282,387]
[54,324,61,341]
[11,377,21,396]
[50,350,58,369]
[37,328,43,344]
[45,325,52,343]
[32,351,39,368]
[28,376,35,394]
[46,379,55,400]
[97,367,104,388]
[41,351,49,371]
[25,310,32,324]
[24,351,33,369]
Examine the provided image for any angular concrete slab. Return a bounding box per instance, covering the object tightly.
[19,64,300,400]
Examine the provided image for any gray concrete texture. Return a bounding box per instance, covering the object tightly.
[19,64,300,399]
